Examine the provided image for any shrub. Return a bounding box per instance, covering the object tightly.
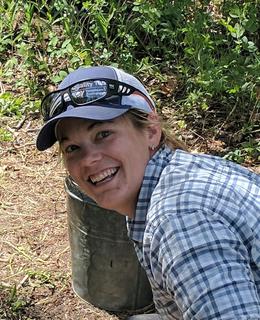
[0,0,259,161]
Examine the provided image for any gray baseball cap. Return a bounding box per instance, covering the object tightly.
[36,66,155,151]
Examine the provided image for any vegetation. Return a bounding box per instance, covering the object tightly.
[0,0,259,164]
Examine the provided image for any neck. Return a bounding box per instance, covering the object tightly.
[118,205,136,219]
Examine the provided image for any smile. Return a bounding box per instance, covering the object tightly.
[89,167,119,185]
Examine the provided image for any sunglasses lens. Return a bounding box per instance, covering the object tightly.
[41,92,63,121]
[41,79,135,121]
[71,80,107,104]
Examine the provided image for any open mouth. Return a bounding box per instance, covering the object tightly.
[88,167,119,185]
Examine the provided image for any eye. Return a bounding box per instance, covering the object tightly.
[96,130,111,140]
[64,144,79,154]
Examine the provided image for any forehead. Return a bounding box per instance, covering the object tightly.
[57,117,95,129]
[55,116,131,140]
[55,118,104,137]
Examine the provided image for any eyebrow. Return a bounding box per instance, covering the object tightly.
[87,120,109,130]
[58,120,114,143]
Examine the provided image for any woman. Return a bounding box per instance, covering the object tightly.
[36,66,260,319]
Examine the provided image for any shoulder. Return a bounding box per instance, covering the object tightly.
[151,150,229,211]
[148,150,260,230]
[168,149,260,182]
[154,149,260,201]
[165,149,258,176]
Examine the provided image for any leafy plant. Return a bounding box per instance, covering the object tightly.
[0,127,13,141]
[0,0,259,163]
[0,284,28,318]
[224,139,260,164]
[26,270,56,291]
[0,92,25,117]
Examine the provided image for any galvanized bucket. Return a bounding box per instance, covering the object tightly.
[65,177,154,313]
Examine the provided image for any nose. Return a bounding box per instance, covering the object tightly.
[79,145,102,167]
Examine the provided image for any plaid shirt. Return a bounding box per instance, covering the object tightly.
[127,146,260,319]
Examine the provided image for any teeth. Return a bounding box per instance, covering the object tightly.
[90,168,118,184]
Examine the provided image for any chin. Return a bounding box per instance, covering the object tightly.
[98,201,129,217]
[103,202,121,213]
[95,199,116,210]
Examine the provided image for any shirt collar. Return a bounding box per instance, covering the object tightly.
[127,145,174,242]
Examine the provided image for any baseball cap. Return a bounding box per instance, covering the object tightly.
[36,66,155,151]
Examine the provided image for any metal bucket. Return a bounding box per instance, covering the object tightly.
[65,177,154,313]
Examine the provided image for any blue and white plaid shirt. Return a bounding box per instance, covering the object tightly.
[127,146,260,319]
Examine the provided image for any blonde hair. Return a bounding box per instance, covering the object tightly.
[124,109,188,151]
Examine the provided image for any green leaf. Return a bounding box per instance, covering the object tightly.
[49,35,59,47]
[62,39,71,48]
[95,13,108,38]
[234,23,245,38]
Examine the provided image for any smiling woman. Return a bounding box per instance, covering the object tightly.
[36,65,260,320]
[55,115,159,217]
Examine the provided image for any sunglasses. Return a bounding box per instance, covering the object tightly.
[41,78,148,121]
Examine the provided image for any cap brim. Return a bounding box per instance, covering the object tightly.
[36,104,129,151]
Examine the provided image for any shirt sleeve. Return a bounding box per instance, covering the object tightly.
[149,210,260,319]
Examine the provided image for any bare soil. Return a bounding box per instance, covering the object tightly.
[0,116,121,320]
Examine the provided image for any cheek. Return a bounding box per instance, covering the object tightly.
[127,146,150,181]
[63,157,78,178]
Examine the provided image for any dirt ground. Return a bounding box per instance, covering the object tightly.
[0,116,124,320]
[0,114,259,320]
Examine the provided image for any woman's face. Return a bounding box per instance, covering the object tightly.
[57,115,160,217]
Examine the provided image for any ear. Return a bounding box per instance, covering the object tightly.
[146,113,162,152]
